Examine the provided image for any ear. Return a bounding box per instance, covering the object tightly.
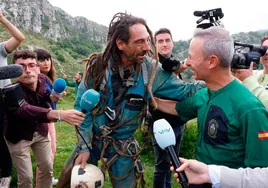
[116,38,126,51]
[208,55,219,69]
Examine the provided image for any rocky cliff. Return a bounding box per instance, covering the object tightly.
[0,0,107,44]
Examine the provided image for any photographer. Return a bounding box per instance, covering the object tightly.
[233,36,268,108]
[3,50,85,188]
[0,7,25,187]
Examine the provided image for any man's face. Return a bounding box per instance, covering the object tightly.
[16,58,39,86]
[155,33,174,58]
[118,23,151,65]
[75,73,81,81]
[185,37,209,80]
[261,40,268,68]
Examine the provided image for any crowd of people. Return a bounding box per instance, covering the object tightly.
[1,6,268,188]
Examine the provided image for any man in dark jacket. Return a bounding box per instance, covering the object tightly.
[150,28,187,188]
[3,50,85,188]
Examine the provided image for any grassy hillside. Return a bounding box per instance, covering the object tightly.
[1,26,102,80]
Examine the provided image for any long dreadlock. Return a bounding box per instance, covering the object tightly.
[83,12,158,107]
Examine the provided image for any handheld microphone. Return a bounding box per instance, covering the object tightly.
[0,64,23,80]
[80,89,100,113]
[153,119,188,188]
[51,78,67,98]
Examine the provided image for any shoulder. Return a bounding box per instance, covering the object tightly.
[231,80,265,110]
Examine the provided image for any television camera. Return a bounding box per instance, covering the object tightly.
[231,42,268,69]
[193,8,224,29]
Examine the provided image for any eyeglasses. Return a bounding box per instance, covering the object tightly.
[18,63,38,71]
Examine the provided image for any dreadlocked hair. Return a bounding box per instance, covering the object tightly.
[81,52,104,90]
[83,13,158,108]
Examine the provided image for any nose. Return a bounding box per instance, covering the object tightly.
[143,40,151,51]
[24,65,31,73]
[185,58,191,67]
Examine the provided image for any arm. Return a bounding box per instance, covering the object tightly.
[65,79,76,87]
[172,158,268,188]
[0,9,25,53]
[12,101,84,126]
[74,77,94,168]
[240,106,268,167]
[220,166,268,188]
[152,65,205,102]
[63,73,76,87]
[154,97,178,116]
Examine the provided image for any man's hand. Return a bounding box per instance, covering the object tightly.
[62,73,67,79]
[60,109,85,126]
[170,158,211,185]
[49,91,67,102]
[233,62,254,81]
[74,152,90,169]
[175,63,187,75]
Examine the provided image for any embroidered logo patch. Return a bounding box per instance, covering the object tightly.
[208,119,218,139]
[258,131,268,140]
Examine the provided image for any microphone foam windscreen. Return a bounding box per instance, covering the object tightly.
[153,119,176,150]
[53,78,67,93]
[80,89,100,112]
[0,64,23,80]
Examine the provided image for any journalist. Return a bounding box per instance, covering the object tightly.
[3,50,85,188]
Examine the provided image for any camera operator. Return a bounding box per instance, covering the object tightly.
[150,28,188,188]
[3,50,85,188]
[0,7,25,187]
[233,36,268,108]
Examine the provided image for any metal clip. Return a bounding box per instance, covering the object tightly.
[104,106,116,121]
[135,158,144,173]
[99,125,112,136]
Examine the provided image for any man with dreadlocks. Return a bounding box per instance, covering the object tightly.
[68,12,205,187]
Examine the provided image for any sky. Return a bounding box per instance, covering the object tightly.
[48,0,268,41]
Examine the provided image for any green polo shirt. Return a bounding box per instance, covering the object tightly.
[176,79,268,168]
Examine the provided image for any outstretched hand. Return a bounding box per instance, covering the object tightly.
[61,109,85,126]
[170,158,211,185]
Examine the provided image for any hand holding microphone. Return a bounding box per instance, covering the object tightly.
[80,89,100,114]
[51,78,67,100]
[153,119,188,188]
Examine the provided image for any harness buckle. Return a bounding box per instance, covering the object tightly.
[104,106,116,121]
[99,125,112,136]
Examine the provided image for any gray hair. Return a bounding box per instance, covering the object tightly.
[193,26,234,68]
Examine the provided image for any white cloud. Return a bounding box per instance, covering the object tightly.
[48,0,268,41]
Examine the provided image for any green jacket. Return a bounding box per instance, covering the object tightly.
[64,79,80,95]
